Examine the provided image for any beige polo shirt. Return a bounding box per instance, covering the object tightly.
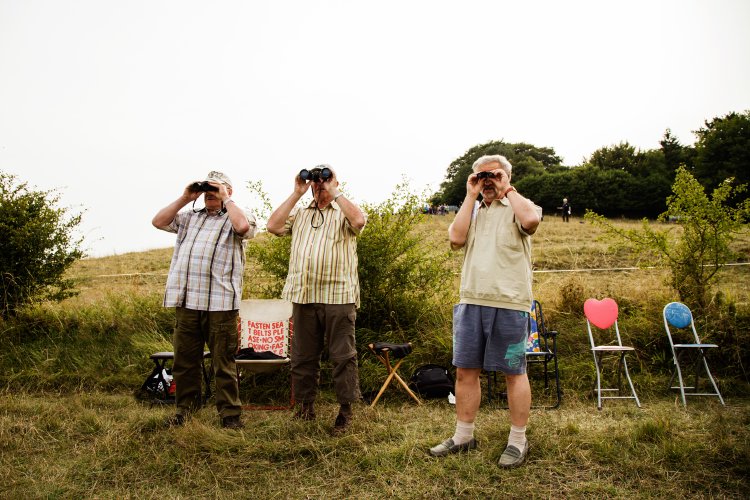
[457,197,535,312]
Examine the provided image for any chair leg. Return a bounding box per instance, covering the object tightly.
[701,355,725,405]
[391,369,422,405]
[621,355,641,408]
[593,352,604,410]
[370,359,400,407]
[673,350,689,407]
[552,353,562,409]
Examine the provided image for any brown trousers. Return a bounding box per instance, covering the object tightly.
[173,307,241,418]
[291,303,361,405]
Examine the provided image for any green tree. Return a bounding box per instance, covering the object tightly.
[585,166,750,310]
[247,180,454,337]
[432,140,563,206]
[0,172,85,318]
[693,110,750,194]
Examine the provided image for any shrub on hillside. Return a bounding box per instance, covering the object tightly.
[0,172,85,319]
[585,167,750,311]
[246,180,455,362]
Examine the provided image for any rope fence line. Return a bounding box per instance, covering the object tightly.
[534,262,750,274]
[88,262,750,278]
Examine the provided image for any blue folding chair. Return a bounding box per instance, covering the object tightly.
[663,302,724,406]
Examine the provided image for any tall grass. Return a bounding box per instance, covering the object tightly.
[1,392,747,498]
[1,214,749,497]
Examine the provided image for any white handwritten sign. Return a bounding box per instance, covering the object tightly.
[238,299,293,357]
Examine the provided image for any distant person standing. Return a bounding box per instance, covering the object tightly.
[266,165,366,436]
[429,154,541,468]
[152,171,257,429]
[562,198,571,222]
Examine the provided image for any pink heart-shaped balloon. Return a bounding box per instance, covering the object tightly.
[584,298,618,329]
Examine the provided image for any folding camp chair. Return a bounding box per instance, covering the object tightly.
[367,342,422,407]
[236,299,294,410]
[663,302,724,406]
[584,298,641,410]
[486,300,562,409]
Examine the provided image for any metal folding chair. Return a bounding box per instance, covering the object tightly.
[584,298,641,410]
[236,299,294,411]
[663,302,724,406]
[367,342,421,407]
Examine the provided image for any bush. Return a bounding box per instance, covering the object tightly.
[0,172,85,318]
[585,166,750,311]
[246,180,456,388]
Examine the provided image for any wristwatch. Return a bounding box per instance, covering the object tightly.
[333,192,344,202]
[502,186,517,198]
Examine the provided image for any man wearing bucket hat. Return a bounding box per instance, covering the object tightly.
[153,170,256,429]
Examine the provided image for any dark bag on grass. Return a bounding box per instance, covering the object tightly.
[409,364,454,399]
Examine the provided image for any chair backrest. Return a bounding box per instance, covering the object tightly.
[238,299,293,358]
[527,301,541,353]
[663,301,701,346]
[584,298,625,348]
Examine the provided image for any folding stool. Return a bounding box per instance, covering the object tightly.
[367,342,421,407]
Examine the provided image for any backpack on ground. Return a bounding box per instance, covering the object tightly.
[409,364,454,399]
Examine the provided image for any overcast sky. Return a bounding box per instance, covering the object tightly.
[1,0,749,257]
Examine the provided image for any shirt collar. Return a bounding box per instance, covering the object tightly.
[306,199,341,210]
[479,196,509,209]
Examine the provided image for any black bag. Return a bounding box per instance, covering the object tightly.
[409,364,454,399]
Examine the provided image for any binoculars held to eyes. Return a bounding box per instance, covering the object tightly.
[190,181,219,192]
[299,167,332,183]
[476,171,496,180]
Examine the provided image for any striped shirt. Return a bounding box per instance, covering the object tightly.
[278,201,364,307]
[161,208,257,311]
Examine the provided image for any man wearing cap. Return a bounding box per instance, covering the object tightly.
[267,165,366,435]
[429,154,541,468]
[153,170,256,429]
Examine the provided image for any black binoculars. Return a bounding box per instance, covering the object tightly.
[476,171,495,180]
[299,167,332,183]
[189,181,219,192]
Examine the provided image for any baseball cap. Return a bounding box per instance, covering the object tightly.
[205,170,232,187]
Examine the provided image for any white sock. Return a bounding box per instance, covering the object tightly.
[451,420,475,445]
[508,425,527,451]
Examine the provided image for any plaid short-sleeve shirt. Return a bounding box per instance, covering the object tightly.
[161,209,256,311]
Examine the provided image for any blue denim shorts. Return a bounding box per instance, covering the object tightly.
[452,303,529,374]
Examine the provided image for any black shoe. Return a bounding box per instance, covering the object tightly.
[331,412,351,436]
[221,415,244,429]
[164,414,186,427]
[294,404,316,421]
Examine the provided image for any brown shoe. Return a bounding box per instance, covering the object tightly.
[294,404,316,421]
[331,412,351,436]
[221,415,244,429]
[164,414,186,428]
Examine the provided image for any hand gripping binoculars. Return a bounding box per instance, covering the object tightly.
[299,166,332,183]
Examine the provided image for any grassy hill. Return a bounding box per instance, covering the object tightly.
[1,214,749,497]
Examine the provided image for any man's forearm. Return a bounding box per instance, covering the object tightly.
[506,191,540,234]
[267,192,302,234]
[448,195,477,249]
[333,192,366,230]
[224,200,254,237]
[152,195,191,229]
